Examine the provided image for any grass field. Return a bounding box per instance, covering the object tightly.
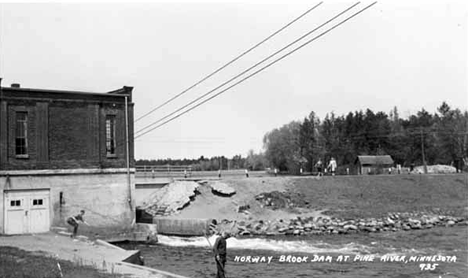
[288,174,468,219]
[0,246,125,278]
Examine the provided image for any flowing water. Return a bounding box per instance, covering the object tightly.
[118,226,467,278]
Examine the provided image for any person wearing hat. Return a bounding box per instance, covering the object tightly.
[213,231,231,278]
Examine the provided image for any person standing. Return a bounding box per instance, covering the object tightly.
[328,157,337,176]
[245,169,249,178]
[315,159,323,176]
[213,231,230,278]
[67,210,88,238]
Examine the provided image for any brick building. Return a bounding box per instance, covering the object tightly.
[0,81,135,234]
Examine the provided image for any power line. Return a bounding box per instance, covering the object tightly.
[135,1,361,136]
[134,1,324,123]
[135,2,377,140]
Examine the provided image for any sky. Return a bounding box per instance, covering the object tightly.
[0,0,466,160]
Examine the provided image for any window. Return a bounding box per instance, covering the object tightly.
[106,115,116,156]
[15,111,28,156]
[10,200,21,207]
[32,199,44,206]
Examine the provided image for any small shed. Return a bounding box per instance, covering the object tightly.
[355,155,394,175]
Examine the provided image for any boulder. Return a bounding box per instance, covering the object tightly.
[344,224,358,230]
[210,182,236,196]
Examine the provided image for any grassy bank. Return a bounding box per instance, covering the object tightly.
[289,174,468,219]
[0,246,124,278]
[170,174,468,222]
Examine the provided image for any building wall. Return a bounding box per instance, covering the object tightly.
[359,165,393,175]
[0,88,135,171]
[0,85,136,234]
[0,170,135,233]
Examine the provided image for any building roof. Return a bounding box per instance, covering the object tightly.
[0,84,134,102]
[356,155,394,165]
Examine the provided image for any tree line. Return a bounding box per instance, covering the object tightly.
[136,102,467,174]
[136,150,266,171]
[263,102,468,174]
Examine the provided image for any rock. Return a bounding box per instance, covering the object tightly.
[237,225,248,232]
[293,230,301,235]
[344,224,358,230]
[237,204,250,213]
[447,220,455,226]
[362,226,376,233]
[210,181,236,196]
[285,230,294,236]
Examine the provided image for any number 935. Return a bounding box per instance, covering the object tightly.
[419,263,439,271]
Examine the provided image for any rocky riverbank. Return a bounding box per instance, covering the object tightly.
[216,211,468,236]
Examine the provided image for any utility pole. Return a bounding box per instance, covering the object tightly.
[420,127,428,174]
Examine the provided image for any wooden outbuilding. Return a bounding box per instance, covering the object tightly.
[355,155,394,175]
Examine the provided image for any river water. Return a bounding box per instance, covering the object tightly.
[119,226,467,278]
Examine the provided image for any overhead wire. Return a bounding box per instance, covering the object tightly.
[134,1,360,136]
[134,1,324,123]
[135,2,377,140]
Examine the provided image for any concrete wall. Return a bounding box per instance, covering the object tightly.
[135,183,168,207]
[0,170,135,234]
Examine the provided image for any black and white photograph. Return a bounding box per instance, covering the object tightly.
[0,0,467,277]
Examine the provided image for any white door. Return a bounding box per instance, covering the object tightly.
[29,195,50,233]
[4,190,50,234]
[4,196,27,234]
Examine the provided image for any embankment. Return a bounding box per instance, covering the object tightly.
[158,174,467,236]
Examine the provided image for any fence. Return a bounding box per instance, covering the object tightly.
[135,165,192,178]
[135,165,267,179]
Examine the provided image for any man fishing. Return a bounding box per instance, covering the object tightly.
[213,231,231,278]
[67,210,89,238]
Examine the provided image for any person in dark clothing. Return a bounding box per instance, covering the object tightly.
[315,159,323,176]
[213,231,230,278]
[67,210,88,238]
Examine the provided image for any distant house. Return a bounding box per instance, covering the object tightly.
[0,81,135,235]
[355,155,394,175]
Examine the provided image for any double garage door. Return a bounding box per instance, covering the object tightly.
[4,189,50,234]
